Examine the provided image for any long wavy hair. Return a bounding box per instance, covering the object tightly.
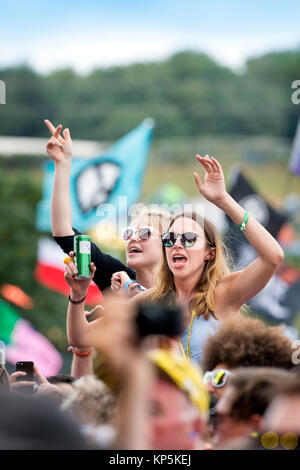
[148,211,232,320]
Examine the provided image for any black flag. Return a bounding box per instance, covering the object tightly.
[226,167,299,330]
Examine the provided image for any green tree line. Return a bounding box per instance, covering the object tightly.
[0,49,299,141]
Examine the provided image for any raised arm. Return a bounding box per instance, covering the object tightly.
[44,119,74,237]
[194,155,284,311]
[87,295,153,450]
[46,119,136,291]
[64,256,102,348]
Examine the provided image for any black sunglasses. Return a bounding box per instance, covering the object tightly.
[161,232,199,248]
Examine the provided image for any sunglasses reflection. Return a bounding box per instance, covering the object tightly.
[122,226,154,241]
[161,231,199,248]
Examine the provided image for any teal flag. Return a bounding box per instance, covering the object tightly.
[36,119,154,233]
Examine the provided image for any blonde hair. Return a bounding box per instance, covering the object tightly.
[148,212,232,320]
[130,207,174,235]
[61,375,118,426]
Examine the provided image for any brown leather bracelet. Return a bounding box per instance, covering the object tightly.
[68,295,86,304]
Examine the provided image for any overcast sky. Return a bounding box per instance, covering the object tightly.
[1,0,300,74]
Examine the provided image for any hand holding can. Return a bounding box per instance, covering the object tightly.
[74,235,91,279]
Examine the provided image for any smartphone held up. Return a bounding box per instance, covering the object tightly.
[15,361,35,394]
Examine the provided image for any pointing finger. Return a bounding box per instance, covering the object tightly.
[44,119,56,135]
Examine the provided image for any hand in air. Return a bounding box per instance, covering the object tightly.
[64,251,96,296]
[193,154,227,205]
[44,119,72,163]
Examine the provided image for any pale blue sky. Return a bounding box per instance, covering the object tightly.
[1,0,300,73]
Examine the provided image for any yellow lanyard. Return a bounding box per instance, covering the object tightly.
[179,310,196,360]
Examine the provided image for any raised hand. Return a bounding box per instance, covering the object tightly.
[64,251,96,297]
[33,364,59,396]
[88,294,139,375]
[193,154,227,205]
[44,119,72,163]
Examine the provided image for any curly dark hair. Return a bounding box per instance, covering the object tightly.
[201,315,294,372]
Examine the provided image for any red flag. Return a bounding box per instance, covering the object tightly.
[35,237,102,306]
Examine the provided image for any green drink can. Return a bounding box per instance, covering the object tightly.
[74,235,91,279]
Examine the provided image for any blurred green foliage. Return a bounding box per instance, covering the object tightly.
[0,49,299,141]
[0,160,72,372]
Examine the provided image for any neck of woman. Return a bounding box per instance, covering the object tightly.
[173,270,204,322]
[174,269,203,299]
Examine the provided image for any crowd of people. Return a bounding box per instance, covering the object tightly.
[1,119,299,451]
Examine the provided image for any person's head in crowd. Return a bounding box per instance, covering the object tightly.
[202,315,293,399]
[47,374,76,395]
[149,211,231,320]
[36,384,66,406]
[62,374,117,426]
[147,349,210,450]
[263,374,300,435]
[211,367,291,449]
[61,375,118,447]
[124,207,173,272]
[0,390,92,449]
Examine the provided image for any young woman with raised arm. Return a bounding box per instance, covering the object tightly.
[44,119,172,354]
[62,153,283,365]
[128,154,284,364]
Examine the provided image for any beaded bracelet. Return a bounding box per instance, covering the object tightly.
[237,210,249,231]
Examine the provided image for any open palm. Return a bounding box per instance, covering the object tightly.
[44,119,72,163]
[193,154,227,204]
